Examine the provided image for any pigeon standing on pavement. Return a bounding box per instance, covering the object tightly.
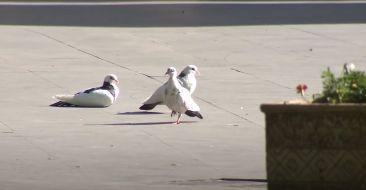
[139,65,199,110]
[164,67,203,124]
[50,74,119,107]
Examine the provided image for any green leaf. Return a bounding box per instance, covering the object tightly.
[314,68,366,103]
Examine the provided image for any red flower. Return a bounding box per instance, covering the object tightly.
[296,84,308,99]
[296,84,308,94]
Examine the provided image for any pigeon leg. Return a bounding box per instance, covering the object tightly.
[176,113,182,124]
[171,111,177,117]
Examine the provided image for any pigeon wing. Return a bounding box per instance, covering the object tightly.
[143,82,167,105]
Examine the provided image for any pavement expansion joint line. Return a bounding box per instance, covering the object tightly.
[286,26,366,48]
[28,29,260,124]
[140,130,219,171]
[223,52,291,90]
[27,29,163,83]
[230,67,291,90]
[0,121,59,165]
[195,96,263,127]
[0,120,15,132]
[27,69,66,90]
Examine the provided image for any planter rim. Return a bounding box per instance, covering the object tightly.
[261,103,366,113]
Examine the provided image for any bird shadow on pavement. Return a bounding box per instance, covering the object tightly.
[93,121,198,126]
[117,111,165,115]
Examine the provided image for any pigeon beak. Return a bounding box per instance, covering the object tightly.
[165,71,169,75]
[115,79,119,84]
[196,69,200,75]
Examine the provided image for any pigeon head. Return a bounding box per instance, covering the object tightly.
[104,74,119,84]
[181,65,199,75]
[165,67,177,77]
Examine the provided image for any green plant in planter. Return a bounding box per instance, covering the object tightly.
[313,67,366,103]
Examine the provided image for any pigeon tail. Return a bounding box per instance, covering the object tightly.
[139,103,160,110]
[53,94,75,102]
[185,110,203,119]
[50,101,77,107]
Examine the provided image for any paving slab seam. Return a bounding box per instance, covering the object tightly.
[22,137,57,159]
[1,124,58,160]
[25,29,159,78]
[27,69,66,90]
[140,129,221,171]
[230,67,292,90]
[285,25,366,49]
[0,120,15,132]
[195,96,263,127]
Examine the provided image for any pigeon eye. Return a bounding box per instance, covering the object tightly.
[191,68,195,71]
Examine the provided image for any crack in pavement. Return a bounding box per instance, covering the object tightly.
[27,29,261,125]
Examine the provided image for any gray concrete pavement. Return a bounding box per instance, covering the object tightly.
[1,2,366,190]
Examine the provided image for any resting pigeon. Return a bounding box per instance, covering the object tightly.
[50,74,119,107]
[139,65,199,110]
[164,67,203,124]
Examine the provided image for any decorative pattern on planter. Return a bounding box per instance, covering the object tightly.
[262,104,366,190]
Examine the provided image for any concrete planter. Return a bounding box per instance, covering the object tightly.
[260,104,366,190]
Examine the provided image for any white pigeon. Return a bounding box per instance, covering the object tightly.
[139,65,199,110]
[343,62,356,74]
[177,65,199,94]
[50,74,119,107]
[164,67,203,124]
